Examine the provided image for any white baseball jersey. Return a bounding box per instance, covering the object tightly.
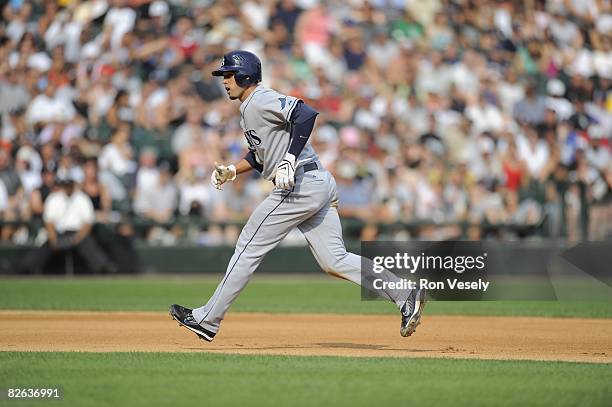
[239,84,318,180]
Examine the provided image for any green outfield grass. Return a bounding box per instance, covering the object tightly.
[0,277,611,318]
[1,278,610,407]
[0,352,610,407]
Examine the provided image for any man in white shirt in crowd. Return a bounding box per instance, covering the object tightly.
[25,82,76,127]
[20,175,117,274]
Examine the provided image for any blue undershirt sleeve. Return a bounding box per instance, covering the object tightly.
[288,101,318,158]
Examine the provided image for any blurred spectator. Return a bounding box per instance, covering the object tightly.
[25,82,76,127]
[0,176,7,205]
[545,79,574,120]
[295,1,335,66]
[466,94,504,134]
[20,175,117,274]
[0,0,609,249]
[336,161,375,220]
[569,98,597,133]
[98,125,136,179]
[104,0,136,50]
[133,147,159,199]
[83,156,139,273]
[344,35,367,71]
[86,66,117,128]
[56,154,84,184]
[212,173,264,223]
[172,108,205,156]
[0,149,25,240]
[270,0,303,48]
[106,90,135,129]
[516,127,550,179]
[30,168,55,221]
[134,163,177,223]
[15,145,42,196]
[0,149,22,197]
[513,83,547,126]
[0,72,30,128]
[178,167,211,217]
[81,158,112,223]
[367,27,400,72]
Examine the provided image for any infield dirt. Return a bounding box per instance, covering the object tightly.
[0,311,610,363]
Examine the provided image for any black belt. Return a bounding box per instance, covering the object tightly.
[302,162,318,173]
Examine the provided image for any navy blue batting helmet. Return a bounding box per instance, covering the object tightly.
[212,50,262,87]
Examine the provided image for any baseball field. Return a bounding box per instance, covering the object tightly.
[1,275,611,407]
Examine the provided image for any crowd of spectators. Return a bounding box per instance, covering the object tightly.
[0,0,610,247]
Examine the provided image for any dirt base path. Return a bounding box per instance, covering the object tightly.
[1,311,610,363]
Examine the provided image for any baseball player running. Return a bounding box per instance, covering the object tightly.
[170,50,425,342]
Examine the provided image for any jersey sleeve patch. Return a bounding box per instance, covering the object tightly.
[258,92,301,127]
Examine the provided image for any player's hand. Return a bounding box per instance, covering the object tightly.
[275,153,296,190]
[211,162,237,190]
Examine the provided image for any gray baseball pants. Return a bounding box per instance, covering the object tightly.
[192,165,410,333]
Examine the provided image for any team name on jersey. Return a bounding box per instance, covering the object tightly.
[244,129,261,149]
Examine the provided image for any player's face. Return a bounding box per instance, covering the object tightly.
[222,72,244,100]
